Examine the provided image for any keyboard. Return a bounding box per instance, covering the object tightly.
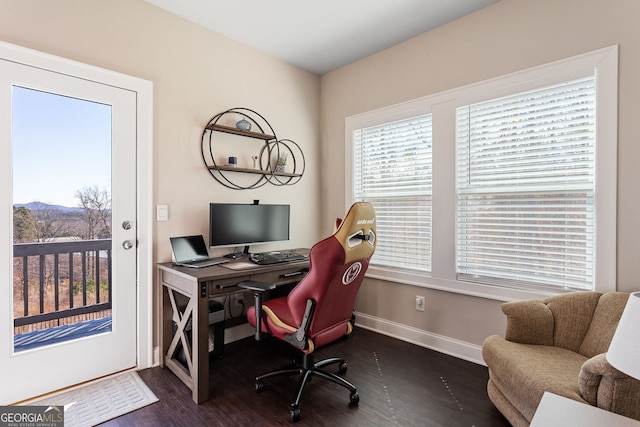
[249,252,307,265]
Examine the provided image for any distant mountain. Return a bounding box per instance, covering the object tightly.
[14,202,84,214]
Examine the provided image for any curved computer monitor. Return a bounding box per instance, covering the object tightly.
[209,203,290,257]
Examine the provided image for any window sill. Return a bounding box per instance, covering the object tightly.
[365,266,576,303]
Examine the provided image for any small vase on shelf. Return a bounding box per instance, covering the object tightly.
[275,153,287,173]
[236,118,251,131]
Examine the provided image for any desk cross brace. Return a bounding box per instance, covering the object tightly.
[167,289,195,376]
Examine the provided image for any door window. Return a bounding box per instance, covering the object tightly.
[12,86,113,351]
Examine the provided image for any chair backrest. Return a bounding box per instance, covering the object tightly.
[286,202,376,348]
[541,291,629,356]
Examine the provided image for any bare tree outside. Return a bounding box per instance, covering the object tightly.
[75,185,112,240]
[30,201,70,242]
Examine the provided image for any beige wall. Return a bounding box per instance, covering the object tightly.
[0,0,321,349]
[0,0,321,257]
[321,0,640,354]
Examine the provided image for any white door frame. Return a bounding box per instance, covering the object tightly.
[0,41,154,374]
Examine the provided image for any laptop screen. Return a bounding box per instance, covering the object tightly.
[170,235,210,262]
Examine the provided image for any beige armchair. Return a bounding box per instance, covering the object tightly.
[482,291,640,427]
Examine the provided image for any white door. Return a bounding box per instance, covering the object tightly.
[0,56,138,404]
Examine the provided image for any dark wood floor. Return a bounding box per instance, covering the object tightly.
[103,328,510,426]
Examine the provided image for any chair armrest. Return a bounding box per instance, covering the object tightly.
[502,299,554,345]
[284,299,315,351]
[237,280,276,341]
[579,353,640,420]
[237,280,276,292]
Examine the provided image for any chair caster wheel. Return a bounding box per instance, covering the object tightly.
[288,355,297,367]
[290,406,301,422]
[338,362,348,374]
[289,354,302,366]
[349,391,359,405]
[255,380,265,392]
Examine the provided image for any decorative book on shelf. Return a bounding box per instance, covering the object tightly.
[201,107,305,190]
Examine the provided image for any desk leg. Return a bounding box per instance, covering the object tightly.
[160,282,171,369]
[193,284,210,403]
[160,281,211,404]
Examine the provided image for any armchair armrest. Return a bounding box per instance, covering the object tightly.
[579,353,640,420]
[238,280,276,341]
[502,299,554,345]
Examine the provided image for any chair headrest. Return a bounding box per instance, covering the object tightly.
[333,202,376,263]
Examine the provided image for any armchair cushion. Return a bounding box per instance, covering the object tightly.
[502,299,554,346]
[545,291,600,353]
[579,292,629,357]
[484,337,588,421]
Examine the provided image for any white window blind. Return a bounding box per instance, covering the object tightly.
[353,115,432,272]
[456,77,596,290]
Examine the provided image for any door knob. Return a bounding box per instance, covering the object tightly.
[122,220,132,230]
[122,240,134,250]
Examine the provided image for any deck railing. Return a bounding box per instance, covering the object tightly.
[13,239,112,331]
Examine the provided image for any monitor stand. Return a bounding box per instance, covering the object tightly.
[224,245,251,260]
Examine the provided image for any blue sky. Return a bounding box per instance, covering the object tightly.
[12,86,112,207]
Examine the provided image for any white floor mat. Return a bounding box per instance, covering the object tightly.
[24,371,158,426]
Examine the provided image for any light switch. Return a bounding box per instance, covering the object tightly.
[157,204,169,221]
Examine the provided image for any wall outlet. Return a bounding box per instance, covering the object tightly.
[233,293,244,307]
[415,295,425,312]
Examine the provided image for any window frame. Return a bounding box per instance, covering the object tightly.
[455,77,598,291]
[352,113,433,273]
[346,46,618,301]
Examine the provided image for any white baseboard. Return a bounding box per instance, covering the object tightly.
[152,346,160,367]
[209,314,485,366]
[354,311,486,366]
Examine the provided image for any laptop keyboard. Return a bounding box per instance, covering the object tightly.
[188,257,228,267]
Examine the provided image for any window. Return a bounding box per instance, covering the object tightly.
[456,78,596,291]
[351,113,432,272]
[347,46,617,299]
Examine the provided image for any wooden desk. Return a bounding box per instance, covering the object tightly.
[158,249,310,404]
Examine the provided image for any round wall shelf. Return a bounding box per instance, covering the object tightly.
[201,107,305,190]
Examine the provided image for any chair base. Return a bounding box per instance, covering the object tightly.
[255,353,359,422]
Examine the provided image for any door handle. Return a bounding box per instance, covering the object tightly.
[122,220,132,230]
[122,240,134,250]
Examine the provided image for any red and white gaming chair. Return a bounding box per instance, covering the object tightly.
[239,202,377,422]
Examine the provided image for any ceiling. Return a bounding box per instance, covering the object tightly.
[144,0,500,75]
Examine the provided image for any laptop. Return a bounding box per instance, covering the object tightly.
[169,235,228,268]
